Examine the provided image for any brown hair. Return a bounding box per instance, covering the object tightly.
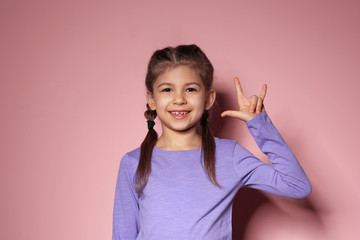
[135,44,219,194]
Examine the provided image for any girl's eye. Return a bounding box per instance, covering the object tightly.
[186,88,197,92]
[162,88,172,92]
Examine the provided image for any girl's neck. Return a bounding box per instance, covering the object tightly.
[155,127,202,151]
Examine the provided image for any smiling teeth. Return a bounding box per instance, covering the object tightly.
[171,111,188,115]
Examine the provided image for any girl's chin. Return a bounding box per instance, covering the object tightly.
[162,123,198,133]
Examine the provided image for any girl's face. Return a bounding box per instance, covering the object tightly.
[147,65,215,134]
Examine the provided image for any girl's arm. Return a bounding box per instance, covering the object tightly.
[222,77,311,198]
[234,111,311,198]
[112,154,140,240]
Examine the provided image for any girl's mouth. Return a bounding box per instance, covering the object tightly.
[169,111,190,119]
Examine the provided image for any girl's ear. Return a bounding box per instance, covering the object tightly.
[205,88,216,110]
[146,91,156,110]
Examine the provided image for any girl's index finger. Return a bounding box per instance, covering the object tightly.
[260,84,267,101]
[234,77,246,102]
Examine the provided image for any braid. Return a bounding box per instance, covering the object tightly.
[136,104,158,194]
[201,110,219,187]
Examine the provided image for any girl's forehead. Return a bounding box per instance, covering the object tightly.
[154,65,203,86]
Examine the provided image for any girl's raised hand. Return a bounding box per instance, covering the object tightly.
[221,77,267,122]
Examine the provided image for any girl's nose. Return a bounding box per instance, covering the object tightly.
[172,92,186,105]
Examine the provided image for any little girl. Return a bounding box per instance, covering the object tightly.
[112,44,311,239]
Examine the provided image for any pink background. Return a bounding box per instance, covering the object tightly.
[1,0,359,239]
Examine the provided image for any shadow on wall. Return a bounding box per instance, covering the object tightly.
[232,187,268,239]
[210,91,323,240]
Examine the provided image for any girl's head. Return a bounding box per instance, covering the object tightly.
[146,45,216,133]
[136,44,219,194]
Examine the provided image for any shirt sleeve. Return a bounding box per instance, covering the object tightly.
[112,154,140,240]
[233,111,312,198]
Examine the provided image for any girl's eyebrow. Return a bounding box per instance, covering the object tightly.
[157,82,201,88]
[185,82,201,87]
[157,82,172,88]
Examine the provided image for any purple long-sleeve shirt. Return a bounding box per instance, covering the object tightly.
[112,111,311,239]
